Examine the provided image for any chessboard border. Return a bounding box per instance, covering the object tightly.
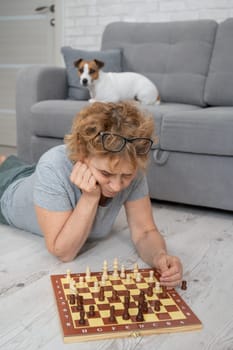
[51,268,202,343]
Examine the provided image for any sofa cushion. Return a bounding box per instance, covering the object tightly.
[143,103,200,144]
[102,20,217,107]
[205,18,233,106]
[61,46,122,100]
[31,100,199,144]
[31,100,89,138]
[160,107,233,156]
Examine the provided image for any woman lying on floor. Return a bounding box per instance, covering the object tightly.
[0,101,182,287]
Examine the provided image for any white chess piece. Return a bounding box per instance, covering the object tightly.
[69,278,77,294]
[120,264,126,278]
[66,269,71,283]
[155,281,160,292]
[113,258,119,278]
[136,272,141,282]
[85,266,91,281]
[79,276,84,287]
[149,270,154,283]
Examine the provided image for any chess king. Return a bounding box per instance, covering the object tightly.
[0,102,182,287]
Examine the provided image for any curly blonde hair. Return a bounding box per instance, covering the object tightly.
[64,101,156,171]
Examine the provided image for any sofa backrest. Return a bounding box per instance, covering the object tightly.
[102,20,217,107]
[204,18,233,106]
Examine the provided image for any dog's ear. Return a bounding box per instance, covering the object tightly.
[94,59,105,69]
[74,58,83,68]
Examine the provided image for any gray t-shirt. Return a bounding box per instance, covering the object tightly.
[1,145,149,237]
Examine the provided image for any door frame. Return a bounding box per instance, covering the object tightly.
[54,0,64,66]
[0,0,64,147]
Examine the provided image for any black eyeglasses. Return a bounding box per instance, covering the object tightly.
[96,132,153,155]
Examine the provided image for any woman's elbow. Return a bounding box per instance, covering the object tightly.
[46,242,76,262]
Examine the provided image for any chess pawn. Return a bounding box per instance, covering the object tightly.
[120,264,126,278]
[88,305,95,317]
[69,278,77,294]
[69,294,76,305]
[112,289,119,302]
[126,273,131,284]
[66,269,71,283]
[136,272,141,282]
[79,276,84,287]
[79,310,86,325]
[136,305,144,322]
[109,305,117,323]
[102,269,108,281]
[94,280,99,291]
[101,274,106,286]
[155,281,160,292]
[122,306,130,320]
[147,286,153,297]
[102,260,109,281]
[148,270,154,283]
[85,266,91,282]
[113,267,119,278]
[133,263,138,279]
[154,300,161,312]
[181,280,187,290]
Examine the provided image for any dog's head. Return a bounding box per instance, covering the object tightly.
[74,59,105,87]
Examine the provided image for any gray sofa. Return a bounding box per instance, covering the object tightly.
[16,18,233,211]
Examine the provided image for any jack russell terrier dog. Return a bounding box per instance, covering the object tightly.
[74,58,160,105]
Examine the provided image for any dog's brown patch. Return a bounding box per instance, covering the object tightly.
[74,59,105,81]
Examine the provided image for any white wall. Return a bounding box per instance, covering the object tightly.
[62,0,233,50]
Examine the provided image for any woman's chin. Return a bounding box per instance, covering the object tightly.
[102,190,117,198]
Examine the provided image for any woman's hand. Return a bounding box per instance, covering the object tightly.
[154,252,183,288]
[36,161,102,262]
[70,161,101,198]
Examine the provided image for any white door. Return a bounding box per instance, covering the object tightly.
[0,0,62,148]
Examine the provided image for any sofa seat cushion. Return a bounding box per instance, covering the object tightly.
[205,18,233,106]
[31,100,88,138]
[160,107,233,156]
[102,20,217,107]
[144,103,200,143]
[145,102,200,114]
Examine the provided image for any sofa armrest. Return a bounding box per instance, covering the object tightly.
[16,66,67,163]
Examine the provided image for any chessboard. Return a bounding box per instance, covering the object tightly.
[50,262,202,343]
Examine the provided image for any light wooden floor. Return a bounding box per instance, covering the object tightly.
[0,200,233,350]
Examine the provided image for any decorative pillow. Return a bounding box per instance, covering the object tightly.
[61,46,122,100]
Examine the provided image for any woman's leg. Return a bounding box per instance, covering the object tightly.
[0,155,36,225]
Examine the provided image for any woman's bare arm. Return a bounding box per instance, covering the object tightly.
[125,195,183,287]
[35,161,101,261]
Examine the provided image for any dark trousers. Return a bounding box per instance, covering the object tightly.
[0,156,36,224]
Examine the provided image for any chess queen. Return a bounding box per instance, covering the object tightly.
[0,101,182,287]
